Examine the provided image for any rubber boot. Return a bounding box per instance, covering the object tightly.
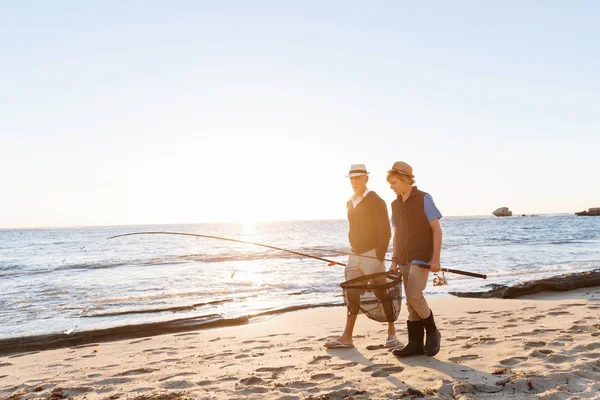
[422,309,441,357]
[392,320,424,357]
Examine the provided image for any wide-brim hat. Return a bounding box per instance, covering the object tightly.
[388,161,414,178]
[346,163,369,177]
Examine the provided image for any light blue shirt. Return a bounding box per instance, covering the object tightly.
[424,194,442,222]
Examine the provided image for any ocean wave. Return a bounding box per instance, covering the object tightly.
[485,263,597,278]
[80,299,229,317]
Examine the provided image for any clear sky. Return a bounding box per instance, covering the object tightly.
[1,1,598,228]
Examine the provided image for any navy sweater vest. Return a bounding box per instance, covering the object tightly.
[347,191,391,262]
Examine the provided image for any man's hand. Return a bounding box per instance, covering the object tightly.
[429,259,441,273]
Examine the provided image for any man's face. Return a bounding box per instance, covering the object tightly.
[388,175,409,196]
[350,175,368,195]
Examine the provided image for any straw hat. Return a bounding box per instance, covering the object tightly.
[346,164,369,177]
[388,161,414,178]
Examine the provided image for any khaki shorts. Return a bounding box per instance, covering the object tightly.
[344,248,385,281]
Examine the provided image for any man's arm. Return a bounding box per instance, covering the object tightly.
[429,218,442,272]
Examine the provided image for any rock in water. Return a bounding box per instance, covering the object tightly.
[575,207,600,216]
[449,269,600,298]
[492,207,513,217]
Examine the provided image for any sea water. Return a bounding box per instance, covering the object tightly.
[1,215,598,340]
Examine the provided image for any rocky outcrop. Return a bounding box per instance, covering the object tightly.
[492,207,512,217]
[575,207,600,216]
[449,269,600,299]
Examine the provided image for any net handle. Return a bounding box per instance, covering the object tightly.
[340,271,401,288]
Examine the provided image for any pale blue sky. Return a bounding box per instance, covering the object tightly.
[1,1,598,228]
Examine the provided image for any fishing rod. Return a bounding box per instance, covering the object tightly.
[305,246,487,280]
[107,231,348,267]
[106,231,487,280]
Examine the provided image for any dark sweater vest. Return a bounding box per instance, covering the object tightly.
[347,191,391,262]
[391,187,433,264]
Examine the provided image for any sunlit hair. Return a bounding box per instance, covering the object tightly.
[386,171,415,185]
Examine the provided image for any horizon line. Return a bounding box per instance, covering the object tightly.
[0,212,576,231]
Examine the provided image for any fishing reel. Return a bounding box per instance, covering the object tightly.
[432,271,448,286]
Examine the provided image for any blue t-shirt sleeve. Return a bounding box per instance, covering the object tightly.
[423,194,442,222]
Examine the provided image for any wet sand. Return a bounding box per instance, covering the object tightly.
[1,288,599,399]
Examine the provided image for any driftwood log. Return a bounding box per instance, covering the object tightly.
[449,269,600,299]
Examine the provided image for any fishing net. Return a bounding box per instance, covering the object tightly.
[340,271,403,323]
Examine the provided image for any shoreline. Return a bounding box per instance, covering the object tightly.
[5,269,600,357]
[2,287,599,399]
[0,302,343,357]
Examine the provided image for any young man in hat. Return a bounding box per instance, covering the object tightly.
[324,164,398,349]
[387,161,443,357]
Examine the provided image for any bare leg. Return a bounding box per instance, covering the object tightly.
[325,314,357,347]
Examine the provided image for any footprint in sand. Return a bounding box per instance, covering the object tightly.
[365,344,386,350]
[567,325,590,333]
[530,349,554,358]
[330,361,358,370]
[158,372,196,382]
[113,368,155,376]
[548,311,572,316]
[81,354,96,358]
[264,333,292,337]
[308,355,332,365]
[93,377,134,385]
[242,339,269,344]
[360,363,395,372]
[449,354,480,363]
[280,346,313,353]
[554,334,574,342]
[281,380,317,389]
[255,365,294,378]
[548,354,575,363]
[311,373,336,380]
[204,350,234,360]
[499,357,528,366]
[238,386,269,394]
[249,345,271,351]
[62,386,94,396]
[446,335,471,342]
[524,340,547,348]
[239,376,263,385]
[161,380,197,389]
[0,362,12,367]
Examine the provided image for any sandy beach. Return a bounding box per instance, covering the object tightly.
[2,288,599,400]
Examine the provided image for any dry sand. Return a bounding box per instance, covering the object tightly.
[2,288,599,400]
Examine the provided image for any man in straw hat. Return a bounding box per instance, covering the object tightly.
[324,164,398,349]
[387,161,443,357]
